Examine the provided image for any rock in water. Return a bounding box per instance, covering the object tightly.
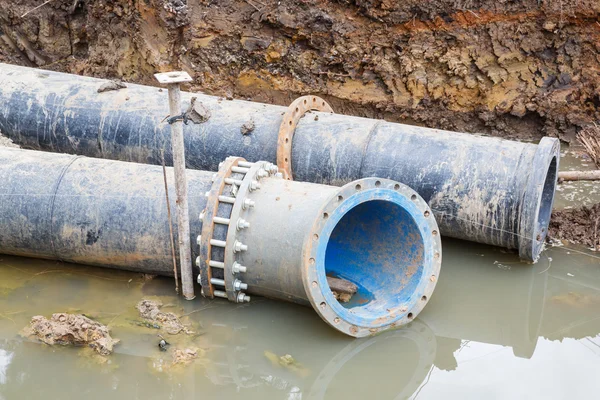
[21,313,119,355]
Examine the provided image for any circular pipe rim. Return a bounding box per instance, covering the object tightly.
[518,137,560,261]
[302,178,442,338]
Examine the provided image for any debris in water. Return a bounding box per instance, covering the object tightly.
[172,347,204,365]
[240,118,255,135]
[264,351,310,377]
[21,313,119,355]
[158,334,170,351]
[551,292,600,308]
[327,276,357,303]
[332,291,352,303]
[183,97,211,124]
[136,299,193,335]
[97,80,127,93]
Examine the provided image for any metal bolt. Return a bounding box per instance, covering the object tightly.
[234,279,248,291]
[225,178,243,186]
[243,198,255,209]
[196,235,202,245]
[249,180,261,191]
[237,218,250,230]
[238,161,254,168]
[210,239,227,248]
[218,195,236,204]
[214,290,228,299]
[256,168,269,179]
[199,210,205,221]
[274,172,283,179]
[209,260,225,269]
[195,256,201,267]
[210,278,225,286]
[213,216,231,225]
[233,240,248,253]
[232,261,247,274]
[231,166,251,174]
[218,161,224,170]
[237,292,251,303]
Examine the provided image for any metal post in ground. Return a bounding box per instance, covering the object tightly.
[155,71,195,300]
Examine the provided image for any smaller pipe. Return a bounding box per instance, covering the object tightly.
[558,170,600,181]
[161,153,179,294]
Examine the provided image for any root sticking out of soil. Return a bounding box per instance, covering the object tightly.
[549,204,600,250]
[21,313,119,355]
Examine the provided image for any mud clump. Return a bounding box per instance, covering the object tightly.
[172,347,203,365]
[97,80,127,93]
[182,97,211,124]
[240,118,255,135]
[21,313,119,355]
[549,203,600,250]
[0,130,19,148]
[136,299,193,335]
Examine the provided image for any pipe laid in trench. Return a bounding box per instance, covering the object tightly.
[0,63,559,261]
[0,147,441,337]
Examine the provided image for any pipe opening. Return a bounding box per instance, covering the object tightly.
[536,156,557,244]
[324,200,425,322]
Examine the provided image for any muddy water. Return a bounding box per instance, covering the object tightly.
[555,145,600,209]
[0,240,598,399]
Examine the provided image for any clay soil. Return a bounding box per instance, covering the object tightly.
[1,0,599,248]
[549,204,600,251]
[1,0,599,141]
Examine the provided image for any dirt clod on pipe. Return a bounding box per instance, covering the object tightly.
[0,64,558,261]
[0,148,441,337]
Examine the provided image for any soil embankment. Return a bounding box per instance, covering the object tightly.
[1,0,599,141]
[550,204,600,251]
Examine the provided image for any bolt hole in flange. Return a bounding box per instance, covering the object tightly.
[310,179,440,336]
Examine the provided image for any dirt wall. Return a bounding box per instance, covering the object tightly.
[1,0,599,141]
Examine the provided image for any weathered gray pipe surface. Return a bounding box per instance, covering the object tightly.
[0,148,441,337]
[0,147,208,274]
[0,63,560,260]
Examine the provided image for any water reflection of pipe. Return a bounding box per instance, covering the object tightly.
[307,320,435,400]
[418,239,548,358]
[201,315,436,399]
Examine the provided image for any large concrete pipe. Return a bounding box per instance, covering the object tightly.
[0,148,441,337]
[0,63,559,261]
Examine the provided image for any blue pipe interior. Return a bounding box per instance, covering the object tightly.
[325,200,425,320]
